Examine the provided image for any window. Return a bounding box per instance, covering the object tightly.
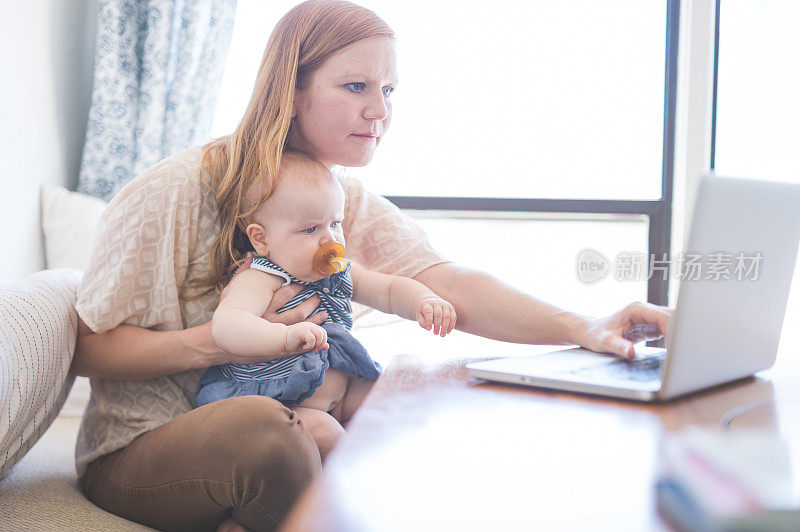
[211,1,296,137]
[213,1,669,200]
[410,214,648,317]
[212,1,679,311]
[349,1,667,201]
[713,0,800,182]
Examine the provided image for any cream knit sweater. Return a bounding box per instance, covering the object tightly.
[74,145,446,477]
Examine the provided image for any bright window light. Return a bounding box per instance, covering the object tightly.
[211,0,667,200]
[714,0,800,183]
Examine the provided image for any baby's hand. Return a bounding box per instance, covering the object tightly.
[285,322,329,353]
[416,297,457,337]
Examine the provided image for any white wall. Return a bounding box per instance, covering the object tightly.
[0,1,97,282]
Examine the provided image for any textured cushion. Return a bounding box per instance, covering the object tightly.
[0,268,82,477]
[40,184,107,270]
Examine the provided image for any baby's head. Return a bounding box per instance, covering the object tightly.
[245,151,345,282]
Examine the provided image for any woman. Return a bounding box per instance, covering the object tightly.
[71,1,672,531]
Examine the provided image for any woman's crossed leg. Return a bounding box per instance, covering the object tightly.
[81,395,321,532]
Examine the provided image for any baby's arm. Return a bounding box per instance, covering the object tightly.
[350,262,456,336]
[212,269,328,361]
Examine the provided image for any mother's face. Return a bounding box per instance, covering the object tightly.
[290,37,397,168]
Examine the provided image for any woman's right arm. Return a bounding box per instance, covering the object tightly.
[71,318,224,381]
[71,284,327,381]
[72,163,334,382]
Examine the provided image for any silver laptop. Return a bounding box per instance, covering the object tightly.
[466,175,800,402]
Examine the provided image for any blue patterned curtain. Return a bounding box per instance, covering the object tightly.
[78,0,237,201]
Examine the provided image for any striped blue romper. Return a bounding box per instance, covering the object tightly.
[194,256,382,408]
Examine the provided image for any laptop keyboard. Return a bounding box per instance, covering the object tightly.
[567,355,665,382]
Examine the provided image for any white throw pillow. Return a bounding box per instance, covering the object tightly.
[0,268,82,478]
[40,184,107,270]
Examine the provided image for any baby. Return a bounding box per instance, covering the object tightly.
[195,150,456,460]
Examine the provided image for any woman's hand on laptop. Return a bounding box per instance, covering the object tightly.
[578,302,673,359]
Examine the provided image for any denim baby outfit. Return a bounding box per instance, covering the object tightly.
[194,257,382,408]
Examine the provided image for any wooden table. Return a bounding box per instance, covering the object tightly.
[282,352,800,531]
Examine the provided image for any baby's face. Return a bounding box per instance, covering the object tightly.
[251,176,346,282]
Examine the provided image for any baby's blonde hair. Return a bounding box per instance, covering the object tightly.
[245,150,337,226]
[183,0,394,301]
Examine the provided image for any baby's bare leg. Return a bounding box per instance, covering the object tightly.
[291,407,345,463]
[297,369,347,412]
[330,377,376,427]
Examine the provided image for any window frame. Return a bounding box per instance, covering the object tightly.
[709,0,720,172]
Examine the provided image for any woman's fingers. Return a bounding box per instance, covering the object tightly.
[266,283,304,312]
[289,295,326,324]
[624,302,673,338]
[583,302,674,359]
[305,309,329,326]
[263,287,327,325]
[623,323,663,343]
[614,336,635,360]
[617,304,673,357]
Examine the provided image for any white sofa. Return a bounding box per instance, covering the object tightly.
[0,272,154,531]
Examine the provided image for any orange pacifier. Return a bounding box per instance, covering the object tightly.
[313,241,347,276]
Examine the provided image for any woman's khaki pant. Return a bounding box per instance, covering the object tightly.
[81,395,322,532]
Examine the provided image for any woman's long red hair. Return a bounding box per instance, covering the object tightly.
[183,1,393,301]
